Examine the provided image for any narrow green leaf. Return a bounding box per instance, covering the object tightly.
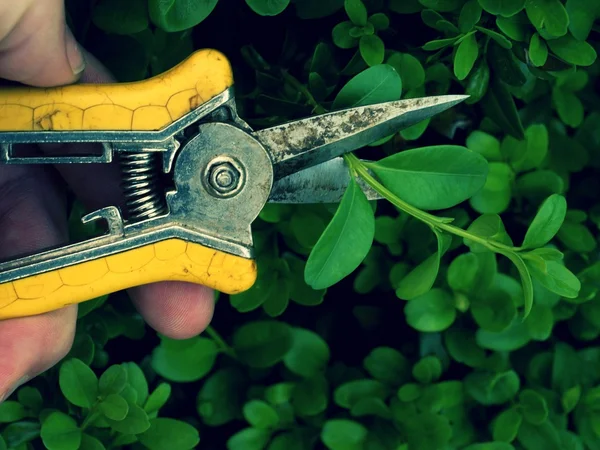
[476,26,513,48]
[493,408,523,442]
[460,0,483,32]
[522,194,567,249]
[333,64,402,109]
[482,77,525,140]
[345,0,368,25]
[369,145,489,210]
[138,418,200,450]
[144,383,172,415]
[396,229,452,299]
[527,260,581,298]
[502,251,534,317]
[529,33,548,66]
[454,33,479,80]
[305,177,374,289]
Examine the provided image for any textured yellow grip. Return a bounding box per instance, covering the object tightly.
[0,49,233,132]
[0,239,257,319]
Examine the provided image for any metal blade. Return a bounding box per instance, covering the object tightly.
[268,157,382,204]
[253,94,468,180]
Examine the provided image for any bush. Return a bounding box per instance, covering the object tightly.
[3,0,600,449]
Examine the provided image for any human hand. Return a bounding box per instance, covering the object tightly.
[0,0,215,402]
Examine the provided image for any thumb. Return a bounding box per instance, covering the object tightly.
[0,0,85,87]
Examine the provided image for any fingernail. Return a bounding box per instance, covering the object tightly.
[0,375,30,403]
[65,27,86,76]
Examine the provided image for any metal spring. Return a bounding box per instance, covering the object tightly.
[119,152,167,222]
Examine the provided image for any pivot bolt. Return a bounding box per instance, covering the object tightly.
[205,157,245,198]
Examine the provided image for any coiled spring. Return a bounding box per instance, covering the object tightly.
[119,152,167,222]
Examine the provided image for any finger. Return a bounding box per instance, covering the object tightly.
[0,0,85,86]
[0,165,77,402]
[52,52,216,339]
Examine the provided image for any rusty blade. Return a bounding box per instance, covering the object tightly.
[268,157,382,203]
[252,95,468,180]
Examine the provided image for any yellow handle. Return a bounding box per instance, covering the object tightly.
[0,49,233,132]
[0,239,257,319]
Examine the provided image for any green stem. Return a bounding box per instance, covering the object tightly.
[205,326,236,359]
[81,408,101,431]
[281,70,328,115]
[345,154,516,254]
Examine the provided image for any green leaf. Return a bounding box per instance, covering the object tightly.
[283,327,330,378]
[321,419,368,450]
[547,34,598,66]
[521,194,567,249]
[464,444,516,450]
[525,304,554,340]
[561,385,581,413]
[477,26,513,48]
[197,368,245,426]
[17,387,43,414]
[552,87,584,128]
[465,370,521,405]
[517,420,562,450]
[502,251,534,316]
[369,145,488,210]
[122,363,148,406]
[396,229,452,299]
[227,427,271,450]
[482,77,525,140]
[471,288,517,332]
[292,375,329,416]
[403,412,453,449]
[369,13,390,30]
[243,400,279,429]
[525,0,569,37]
[519,389,549,425]
[40,412,82,450]
[144,383,171,415]
[527,259,581,298]
[334,379,388,408]
[363,347,411,385]
[79,434,106,450]
[496,14,529,40]
[493,408,523,442]
[92,0,148,34]
[0,402,26,423]
[332,21,359,49]
[565,0,600,40]
[420,0,465,12]
[233,320,293,368]
[345,0,367,25]
[99,365,128,397]
[529,33,548,67]
[459,0,483,32]
[151,335,218,382]
[100,394,129,421]
[305,177,374,289]
[466,130,503,161]
[359,35,385,66]
[469,162,514,214]
[478,0,525,16]
[454,33,479,80]
[333,64,402,109]
[465,214,513,250]
[246,0,290,15]
[412,356,443,384]
[59,358,99,409]
[106,403,150,434]
[445,328,487,367]
[148,0,218,32]
[137,418,199,450]
[405,288,457,332]
[510,124,549,172]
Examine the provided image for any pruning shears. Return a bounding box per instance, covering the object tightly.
[0,49,466,320]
